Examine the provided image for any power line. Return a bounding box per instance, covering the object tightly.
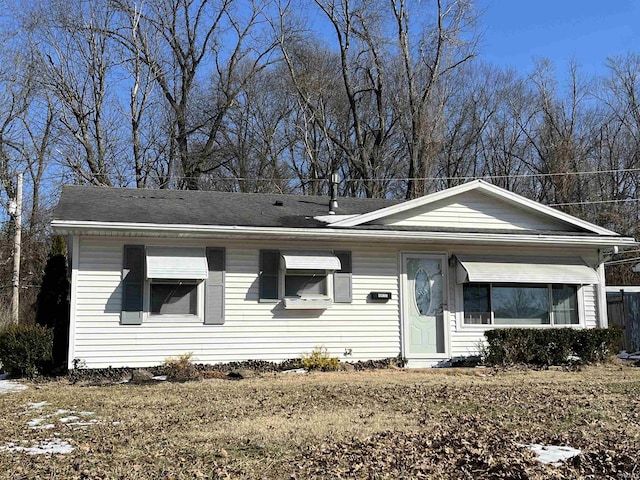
[32,166,640,184]
[605,256,640,266]
[549,198,640,207]
[28,172,640,208]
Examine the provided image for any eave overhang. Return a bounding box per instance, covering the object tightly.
[51,219,637,248]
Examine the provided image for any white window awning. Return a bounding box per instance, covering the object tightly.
[281,251,342,270]
[456,255,599,285]
[146,246,209,280]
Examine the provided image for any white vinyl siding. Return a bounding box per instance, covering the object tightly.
[71,236,605,368]
[371,190,579,232]
[73,237,400,368]
[583,284,598,328]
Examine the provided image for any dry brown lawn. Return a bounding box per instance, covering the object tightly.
[0,364,639,479]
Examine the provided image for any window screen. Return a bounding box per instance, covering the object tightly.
[150,283,197,315]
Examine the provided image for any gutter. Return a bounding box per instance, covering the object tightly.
[51,219,637,248]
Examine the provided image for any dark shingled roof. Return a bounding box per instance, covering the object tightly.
[54,186,401,228]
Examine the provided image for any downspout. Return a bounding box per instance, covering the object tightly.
[67,235,79,369]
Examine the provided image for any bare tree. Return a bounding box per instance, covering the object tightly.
[476,68,532,193]
[513,60,593,213]
[278,0,405,198]
[26,0,119,186]
[434,62,498,189]
[108,0,278,190]
[392,0,477,199]
[590,54,640,234]
[0,44,53,323]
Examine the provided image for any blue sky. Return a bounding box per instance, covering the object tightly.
[477,0,640,80]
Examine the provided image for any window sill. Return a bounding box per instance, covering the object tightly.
[283,295,332,310]
[146,315,203,323]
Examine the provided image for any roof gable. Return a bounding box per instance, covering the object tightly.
[328,180,619,236]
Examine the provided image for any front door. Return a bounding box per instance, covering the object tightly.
[402,254,448,359]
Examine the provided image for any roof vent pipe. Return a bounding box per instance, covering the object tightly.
[329,172,339,214]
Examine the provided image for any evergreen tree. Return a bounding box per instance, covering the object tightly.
[35,236,70,369]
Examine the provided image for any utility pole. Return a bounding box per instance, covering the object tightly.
[10,173,22,324]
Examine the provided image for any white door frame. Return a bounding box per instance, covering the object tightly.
[400,252,451,361]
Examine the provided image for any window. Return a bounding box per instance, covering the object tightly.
[150,281,198,315]
[463,283,578,326]
[121,245,225,324]
[462,283,491,324]
[333,251,353,303]
[145,246,208,318]
[259,250,280,300]
[285,269,327,297]
[259,250,349,304]
[552,284,579,325]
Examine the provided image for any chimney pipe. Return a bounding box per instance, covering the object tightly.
[329,172,339,214]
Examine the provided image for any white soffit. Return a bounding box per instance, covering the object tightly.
[456,255,600,285]
[146,246,208,280]
[281,252,341,270]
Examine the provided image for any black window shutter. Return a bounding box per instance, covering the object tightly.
[121,245,144,325]
[259,250,279,299]
[334,251,352,303]
[205,248,225,325]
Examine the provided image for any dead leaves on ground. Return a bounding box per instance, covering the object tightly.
[292,415,639,479]
[1,366,639,479]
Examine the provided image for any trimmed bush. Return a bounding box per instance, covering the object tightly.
[0,324,53,377]
[483,327,622,367]
[301,347,340,371]
[573,326,623,363]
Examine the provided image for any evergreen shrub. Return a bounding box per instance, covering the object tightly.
[483,327,622,367]
[0,324,53,377]
[35,236,70,369]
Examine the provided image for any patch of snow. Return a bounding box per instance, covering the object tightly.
[22,404,102,432]
[281,368,307,374]
[617,351,640,360]
[28,401,49,409]
[30,424,55,430]
[0,439,74,455]
[520,444,582,466]
[152,375,167,381]
[59,416,80,423]
[27,418,46,427]
[0,378,27,394]
[27,417,55,429]
[66,420,99,428]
